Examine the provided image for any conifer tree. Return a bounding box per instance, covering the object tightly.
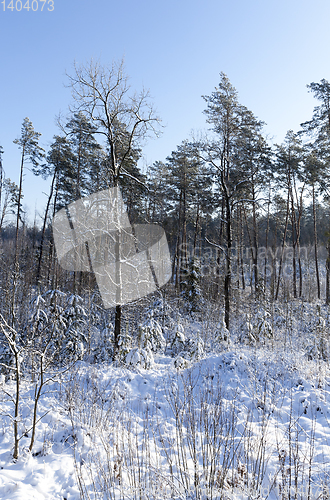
[166,140,212,292]
[33,135,76,285]
[12,118,44,326]
[300,79,330,303]
[202,73,265,328]
[274,131,305,299]
[64,112,103,202]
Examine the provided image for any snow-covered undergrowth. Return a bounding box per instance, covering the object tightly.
[0,332,330,499]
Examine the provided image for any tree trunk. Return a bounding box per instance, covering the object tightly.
[223,173,232,330]
[13,349,20,459]
[242,203,254,294]
[239,205,245,291]
[275,193,290,301]
[292,242,297,298]
[11,147,25,328]
[36,169,57,286]
[251,180,259,297]
[173,190,183,289]
[113,176,122,361]
[264,185,271,295]
[179,175,187,292]
[312,184,320,299]
[0,150,3,224]
[326,243,330,305]
[29,357,44,452]
[289,190,297,298]
[224,197,231,330]
[192,202,200,257]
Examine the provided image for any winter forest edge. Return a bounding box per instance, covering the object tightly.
[1,61,330,499]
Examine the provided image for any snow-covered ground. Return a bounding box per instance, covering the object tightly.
[1,334,330,500]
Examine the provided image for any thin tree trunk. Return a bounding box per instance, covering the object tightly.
[113,175,122,361]
[326,109,330,304]
[179,177,187,292]
[264,186,271,294]
[221,165,232,330]
[251,180,259,296]
[224,193,232,330]
[173,190,183,289]
[312,184,320,299]
[236,207,241,290]
[11,147,25,328]
[237,205,245,291]
[29,357,44,452]
[271,217,279,301]
[291,178,304,297]
[215,197,225,297]
[192,203,200,257]
[0,150,3,223]
[292,242,297,298]
[289,190,297,298]
[326,243,330,305]
[36,170,57,286]
[13,349,20,459]
[275,192,290,301]
[242,203,254,293]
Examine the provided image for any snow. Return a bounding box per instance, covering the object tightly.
[1,333,330,498]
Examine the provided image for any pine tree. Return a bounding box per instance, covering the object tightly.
[180,255,203,313]
[12,118,44,327]
[64,112,103,202]
[33,135,76,285]
[202,73,266,328]
[146,161,171,224]
[300,79,330,303]
[232,109,272,297]
[302,147,324,299]
[274,131,305,299]
[0,178,20,233]
[166,140,212,292]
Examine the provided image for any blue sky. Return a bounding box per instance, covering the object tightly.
[0,0,329,222]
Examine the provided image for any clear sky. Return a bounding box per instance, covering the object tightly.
[0,0,330,222]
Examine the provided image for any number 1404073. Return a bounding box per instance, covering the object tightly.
[1,0,54,11]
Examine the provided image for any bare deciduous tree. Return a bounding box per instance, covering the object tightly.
[66,59,161,359]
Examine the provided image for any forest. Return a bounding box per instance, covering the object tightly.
[1,60,330,499]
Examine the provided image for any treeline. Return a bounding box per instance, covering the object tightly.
[1,62,330,342]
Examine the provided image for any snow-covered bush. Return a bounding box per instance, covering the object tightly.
[183,335,204,361]
[173,355,190,370]
[125,345,154,369]
[89,323,114,363]
[170,322,204,363]
[240,309,272,344]
[61,294,87,360]
[138,313,165,354]
[180,256,203,312]
[255,309,273,341]
[117,326,132,363]
[214,312,230,344]
[26,290,88,367]
[0,341,12,377]
[124,311,164,369]
[305,309,330,361]
[170,321,186,356]
[273,305,285,329]
[83,300,113,363]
